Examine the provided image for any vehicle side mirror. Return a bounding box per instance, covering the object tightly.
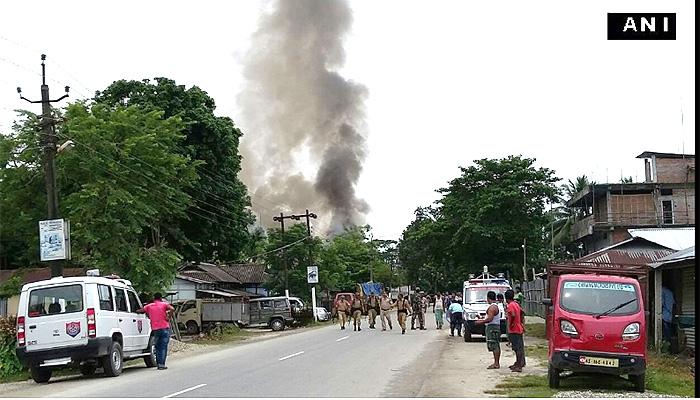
[542,298,553,306]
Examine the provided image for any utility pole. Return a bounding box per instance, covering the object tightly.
[272,210,317,297]
[521,238,528,282]
[18,54,69,278]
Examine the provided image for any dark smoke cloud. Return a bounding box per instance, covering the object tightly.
[238,0,369,235]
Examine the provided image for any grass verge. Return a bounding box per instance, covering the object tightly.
[487,343,695,397]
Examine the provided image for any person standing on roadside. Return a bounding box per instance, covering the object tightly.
[379,291,394,331]
[336,295,351,330]
[505,289,526,372]
[433,293,445,329]
[139,293,174,370]
[447,298,464,337]
[396,293,411,334]
[475,291,502,370]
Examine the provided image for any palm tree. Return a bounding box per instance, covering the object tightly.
[547,175,595,250]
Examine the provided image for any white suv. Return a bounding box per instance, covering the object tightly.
[15,275,157,383]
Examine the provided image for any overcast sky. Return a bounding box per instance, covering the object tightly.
[0,1,695,240]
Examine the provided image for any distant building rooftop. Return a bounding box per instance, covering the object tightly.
[636,151,695,159]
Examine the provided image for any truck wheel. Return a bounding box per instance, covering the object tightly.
[30,367,52,383]
[631,373,645,393]
[102,341,123,377]
[186,320,200,335]
[463,327,472,342]
[79,363,97,376]
[548,364,560,389]
[271,318,285,331]
[143,335,157,368]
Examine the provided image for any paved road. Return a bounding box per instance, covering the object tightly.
[1,312,451,398]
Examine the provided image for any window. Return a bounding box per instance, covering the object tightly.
[260,300,273,310]
[274,299,288,309]
[98,284,114,311]
[560,280,639,316]
[662,200,674,224]
[180,301,196,313]
[28,284,83,317]
[127,291,142,312]
[660,189,673,196]
[114,288,128,312]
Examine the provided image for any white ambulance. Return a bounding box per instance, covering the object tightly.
[461,266,511,342]
[15,272,157,383]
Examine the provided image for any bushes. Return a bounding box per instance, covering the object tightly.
[0,316,24,379]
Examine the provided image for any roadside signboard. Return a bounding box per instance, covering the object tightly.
[307,266,318,284]
[39,219,71,261]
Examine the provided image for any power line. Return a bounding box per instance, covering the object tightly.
[55,133,248,227]
[246,235,311,260]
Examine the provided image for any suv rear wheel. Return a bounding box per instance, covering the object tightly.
[102,341,123,377]
[270,318,285,331]
[30,367,52,383]
[144,335,157,368]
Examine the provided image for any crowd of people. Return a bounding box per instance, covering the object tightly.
[332,286,527,372]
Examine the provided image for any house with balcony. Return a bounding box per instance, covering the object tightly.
[568,151,695,254]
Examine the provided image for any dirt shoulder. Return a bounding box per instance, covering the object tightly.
[415,328,547,397]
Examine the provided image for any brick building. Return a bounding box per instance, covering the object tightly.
[568,151,695,254]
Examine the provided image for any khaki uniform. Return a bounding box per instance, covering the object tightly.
[379,295,393,330]
[336,299,350,329]
[396,298,411,334]
[351,297,364,331]
[367,295,379,329]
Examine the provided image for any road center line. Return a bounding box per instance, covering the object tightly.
[162,383,207,398]
[336,335,349,342]
[278,351,305,361]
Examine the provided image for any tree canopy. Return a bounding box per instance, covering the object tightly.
[398,155,560,291]
[94,78,253,263]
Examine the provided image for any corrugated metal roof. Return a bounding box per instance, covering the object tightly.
[179,271,216,283]
[578,237,675,265]
[649,246,695,269]
[219,264,268,284]
[628,228,695,251]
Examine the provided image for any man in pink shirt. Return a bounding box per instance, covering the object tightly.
[140,293,174,370]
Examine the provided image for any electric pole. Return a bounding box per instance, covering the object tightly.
[273,210,317,297]
[18,54,70,278]
[521,238,528,282]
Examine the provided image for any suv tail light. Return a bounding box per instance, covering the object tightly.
[87,308,96,337]
[560,319,579,338]
[622,322,641,341]
[16,316,26,347]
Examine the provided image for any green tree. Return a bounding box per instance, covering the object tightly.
[0,103,198,293]
[58,103,198,292]
[263,223,322,299]
[94,78,253,263]
[0,112,46,268]
[399,156,560,288]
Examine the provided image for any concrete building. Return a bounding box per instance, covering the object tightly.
[568,151,695,254]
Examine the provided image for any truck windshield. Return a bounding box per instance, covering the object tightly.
[464,288,506,303]
[560,281,639,316]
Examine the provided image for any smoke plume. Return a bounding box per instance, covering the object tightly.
[238,0,369,235]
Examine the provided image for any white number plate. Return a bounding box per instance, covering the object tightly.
[579,356,619,368]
